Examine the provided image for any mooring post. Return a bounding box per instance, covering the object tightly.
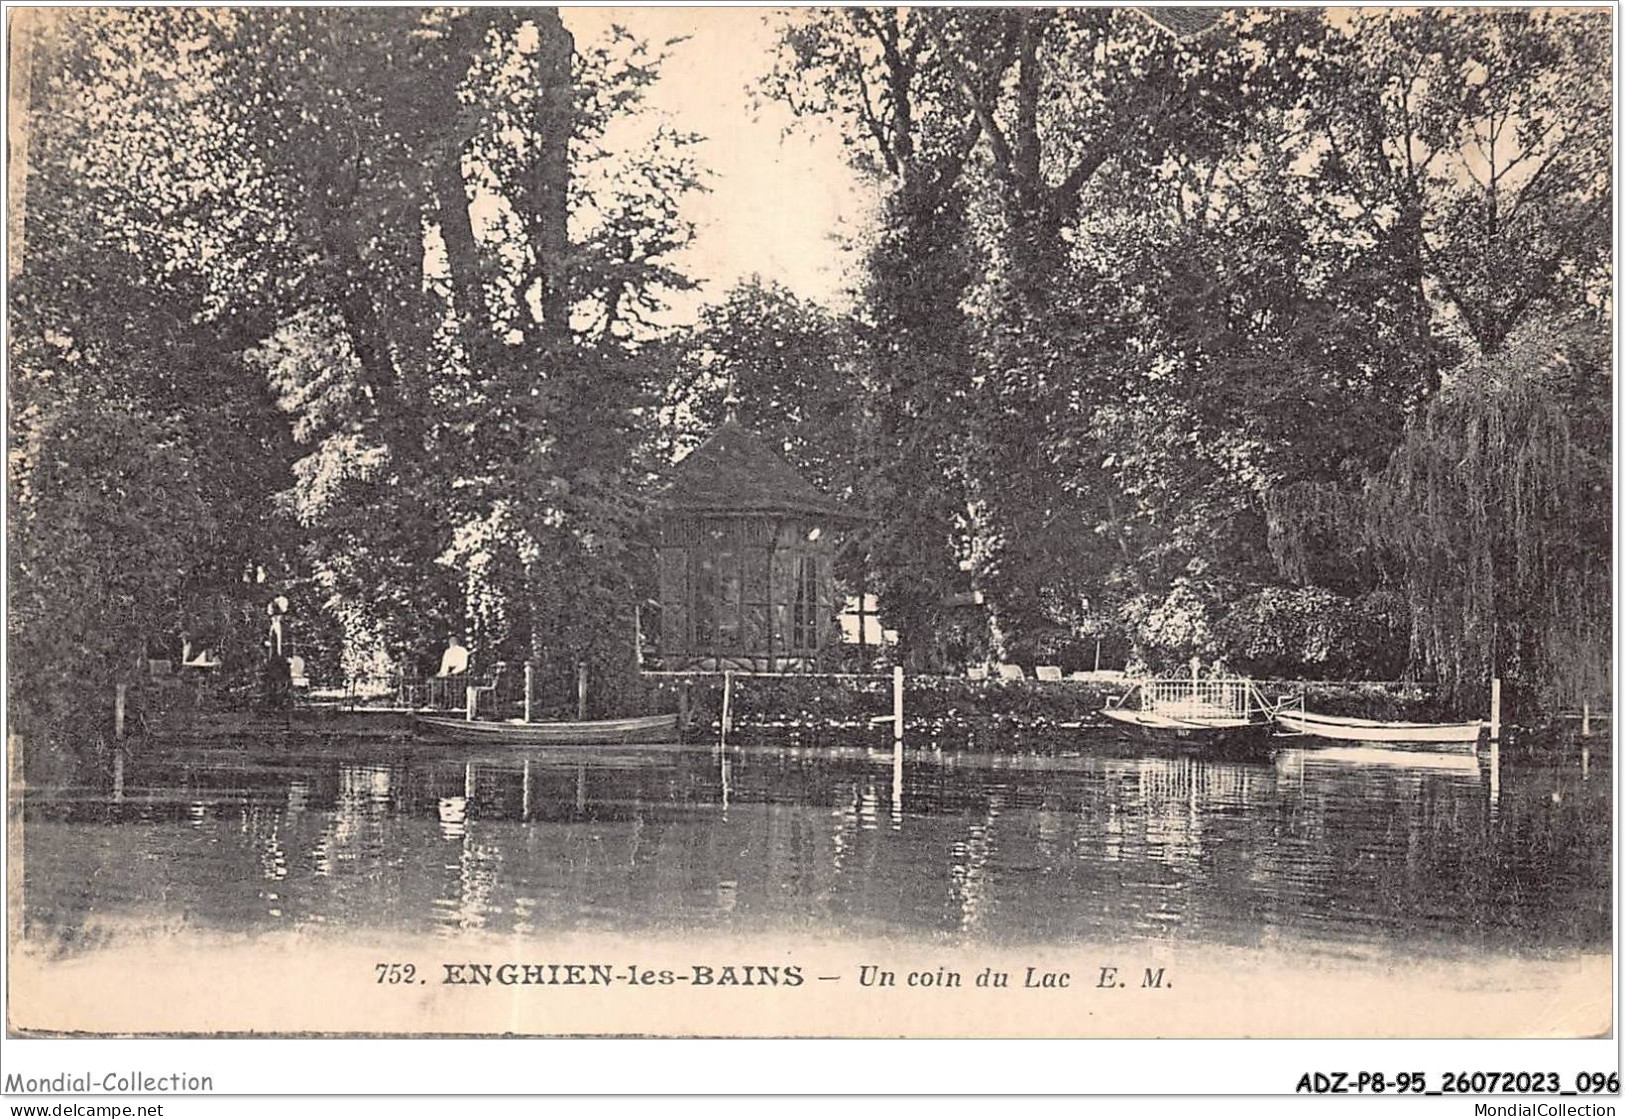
[114,683,127,741]
[1488,737,1501,812]
[523,663,534,724]
[892,665,904,745]
[721,670,734,744]
[465,684,477,722]
[719,747,732,813]
[679,681,692,731]
[1581,701,1592,738]
[577,660,588,721]
[891,743,904,826]
[1489,677,1501,741]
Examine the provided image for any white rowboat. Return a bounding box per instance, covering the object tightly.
[416,711,680,746]
[1273,709,1482,748]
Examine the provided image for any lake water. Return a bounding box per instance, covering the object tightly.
[18,733,1611,960]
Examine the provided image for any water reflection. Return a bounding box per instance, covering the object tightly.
[21,734,1610,958]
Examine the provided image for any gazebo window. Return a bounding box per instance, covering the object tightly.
[692,554,718,647]
[715,549,742,647]
[693,548,742,650]
[792,554,819,651]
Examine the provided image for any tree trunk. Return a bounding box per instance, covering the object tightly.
[6,9,46,279]
[531,10,575,345]
[433,150,485,357]
[416,9,494,367]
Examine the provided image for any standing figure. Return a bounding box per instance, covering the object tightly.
[267,596,290,658]
[262,596,292,709]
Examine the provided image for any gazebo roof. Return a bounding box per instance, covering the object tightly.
[1136,8,1228,37]
[657,420,861,521]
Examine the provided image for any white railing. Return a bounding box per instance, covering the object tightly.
[1114,677,1284,721]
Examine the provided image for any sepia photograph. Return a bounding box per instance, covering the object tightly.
[2,0,1614,1071]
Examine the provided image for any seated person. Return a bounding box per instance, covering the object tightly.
[179,632,221,670]
[437,635,470,677]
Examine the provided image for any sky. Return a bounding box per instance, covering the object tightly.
[562,8,877,321]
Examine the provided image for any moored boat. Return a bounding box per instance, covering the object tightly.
[1100,706,1272,751]
[1101,677,1277,755]
[1273,709,1482,749]
[415,711,681,746]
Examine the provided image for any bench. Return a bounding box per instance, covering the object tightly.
[414,664,508,714]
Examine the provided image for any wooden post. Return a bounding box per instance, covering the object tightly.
[892,665,904,745]
[522,759,532,821]
[679,681,692,731]
[1093,636,1101,674]
[577,660,588,721]
[721,670,734,743]
[1488,737,1501,812]
[857,572,868,659]
[465,684,477,722]
[1581,702,1592,738]
[1489,677,1501,741]
[114,684,127,741]
[719,747,731,813]
[523,663,534,724]
[891,741,904,826]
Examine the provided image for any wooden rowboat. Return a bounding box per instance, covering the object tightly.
[415,712,680,746]
[1273,709,1482,749]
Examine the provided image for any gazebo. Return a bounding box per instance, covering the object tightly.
[647,420,864,672]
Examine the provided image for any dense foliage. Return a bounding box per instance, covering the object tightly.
[8,8,1609,751]
[756,6,1609,711]
[9,9,698,745]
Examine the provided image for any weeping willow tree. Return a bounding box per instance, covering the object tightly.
[1269,320,1609,713]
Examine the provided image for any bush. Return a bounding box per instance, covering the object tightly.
[669,673,1124,749]
[1212,587,1409,680]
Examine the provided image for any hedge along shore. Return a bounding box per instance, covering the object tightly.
[105,674,1531,756]
[650,673,1462,751]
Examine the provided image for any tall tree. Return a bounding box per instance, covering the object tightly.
[12,9,703,723]
[1361,317,1608,708]
[9,10,302,744]
[1264,7,1611,361]
[767,8,993,665]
